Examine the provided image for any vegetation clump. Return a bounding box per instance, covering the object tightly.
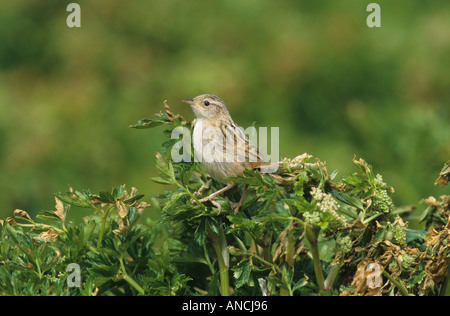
[0,104,448,296]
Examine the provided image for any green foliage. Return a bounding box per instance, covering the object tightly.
[0,185,191,295]
[1,106,449,296]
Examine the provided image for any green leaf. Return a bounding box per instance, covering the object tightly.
[253,212,291,224]
[292,277,308,292]
[151,177,176,185]
[159,138,180,155]
[294,171,308,195]
[35,210,63,223]
[177,163,195,186]
[405,229,427,243]
[232,260,252,289]
[283,196,313,213]
[162,191,187,212]
[123,194,145,204]
[112,185,126,199]
[193,223,207,247]
[331,190,365,212]
[317,237,336,263]
[97,190,115,203]
[408,269,426,288]
[155,153,178,185]
[84,220,97,242]
[55,189,93,208]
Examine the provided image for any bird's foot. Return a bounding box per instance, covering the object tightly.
[192,183,235,215]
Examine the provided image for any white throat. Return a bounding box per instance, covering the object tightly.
[192,118,203,162]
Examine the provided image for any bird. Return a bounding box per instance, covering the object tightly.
[183,94,266,213]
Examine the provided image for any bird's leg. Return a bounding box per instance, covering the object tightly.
[226,184,249,214]
[210,199,223,214]
[199,183,235,202]
[235,184,249,213]
[198,183,235,214]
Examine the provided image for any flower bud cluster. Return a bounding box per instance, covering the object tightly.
[372,189,394,214]
[305,187,346,228]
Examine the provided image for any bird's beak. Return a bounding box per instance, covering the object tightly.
[182,99,194,105]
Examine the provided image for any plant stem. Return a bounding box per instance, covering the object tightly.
[279,288,291,296]
[305,224,325,291]
[179,183,207,209]
[252,254,276,270]
[311,243,325,291]
[215,250,230,296]
[97,218,106,248]
[207,219,229,296]
[382,270,412,296]
[122,274,145,295]
[324,263,342,291]
[203,244,216,275]
[35,258,43,280]
[440,266,450,296]
[291,217,305,227]
[97,206,113,248]
[119,257,145,295]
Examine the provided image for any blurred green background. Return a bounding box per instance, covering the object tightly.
[0,1,449,226]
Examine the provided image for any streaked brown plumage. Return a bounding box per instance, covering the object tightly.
[183,94,266,213]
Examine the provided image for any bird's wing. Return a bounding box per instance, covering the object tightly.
[219,122,266,165]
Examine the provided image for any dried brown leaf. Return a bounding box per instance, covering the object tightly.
[353,156,371,173]
[422,196,439,206]
[14,209,33,222]
[6,217,17,225]
[37,228,61,242]
[425,227,440,247]
[54,197,66,222]
[427,258,450,284]
[349,259,383,296]
[163,100,172,115]
[130,186,139,198]
[115,200,128,218]
[272,222,303,266]
[136,201,151,215]
[434,160,450,188]
[113,218,129,234]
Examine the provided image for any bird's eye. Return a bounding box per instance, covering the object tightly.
[204,101,210,106]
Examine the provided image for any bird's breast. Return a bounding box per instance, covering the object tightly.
[192,119,204,162]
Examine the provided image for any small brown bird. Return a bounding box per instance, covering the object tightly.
[183,94,266,213]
